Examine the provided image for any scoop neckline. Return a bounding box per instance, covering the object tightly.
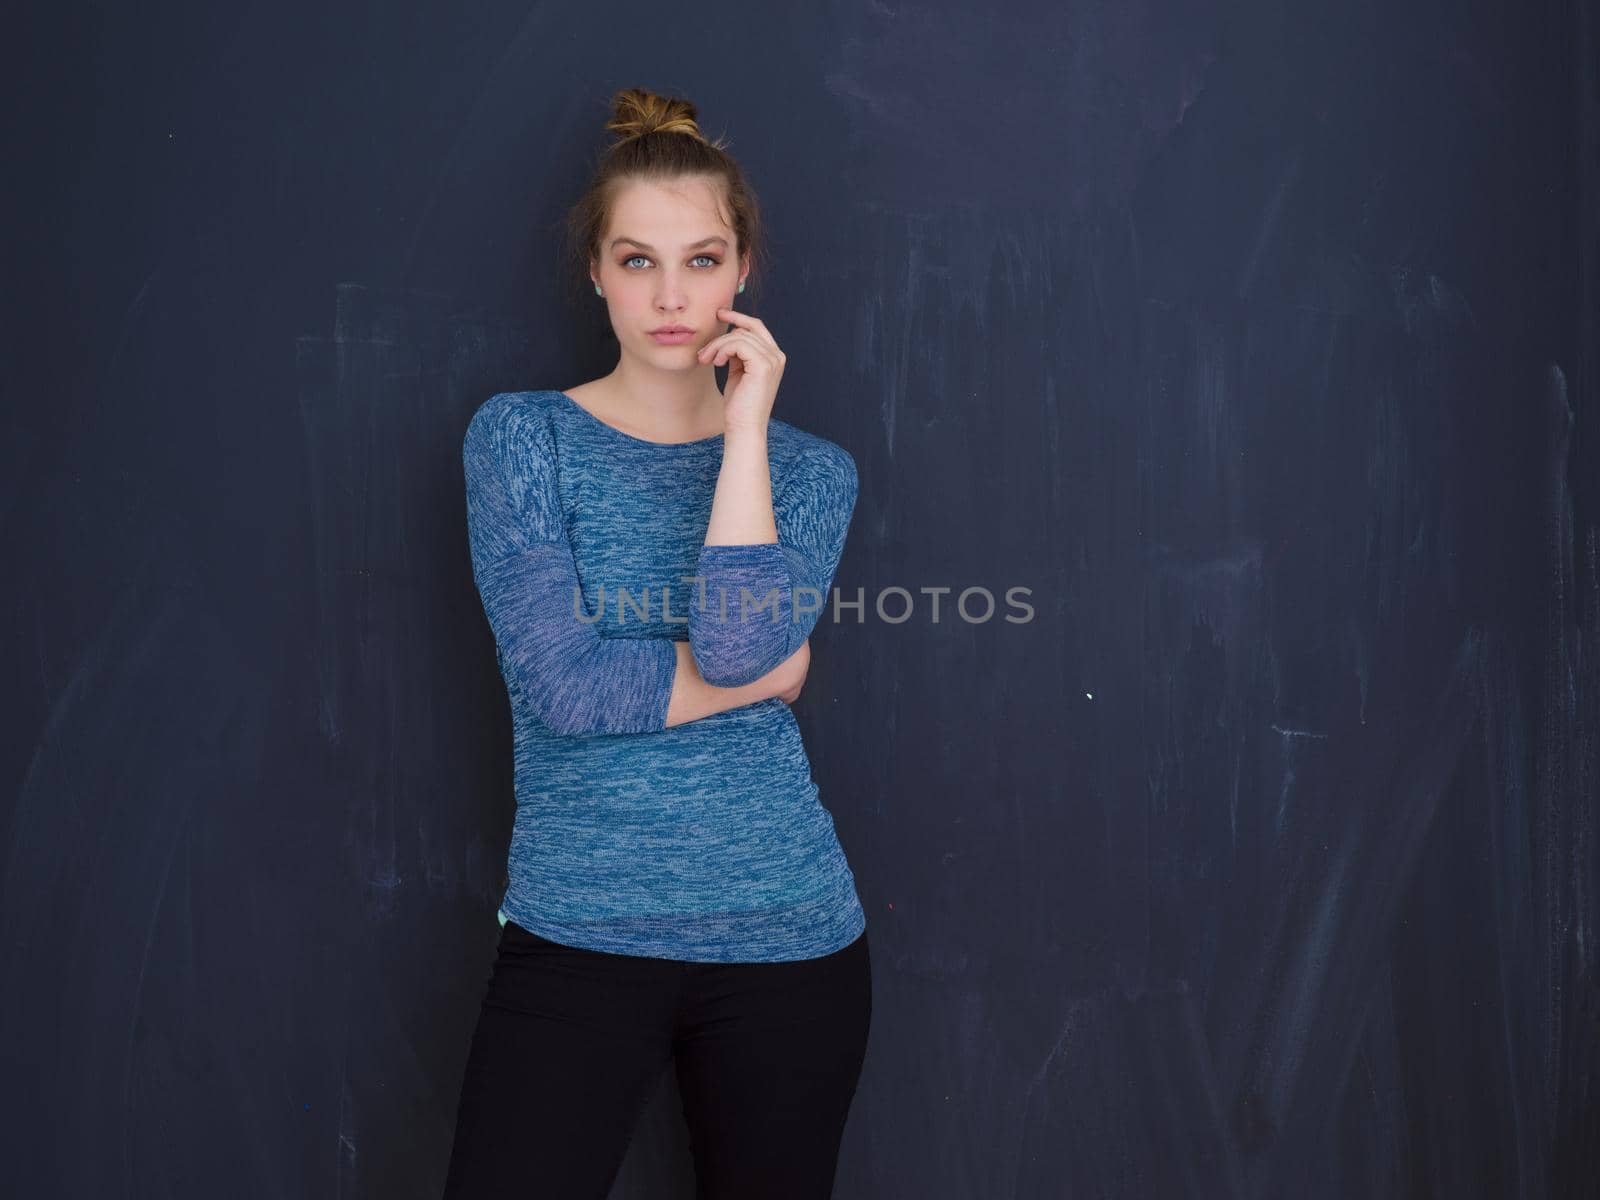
[553,390,725,449]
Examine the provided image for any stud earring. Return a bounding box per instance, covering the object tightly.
[594,284,603,296]
[737,282,745,294]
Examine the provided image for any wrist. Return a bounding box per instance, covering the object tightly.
[721,420,769,443]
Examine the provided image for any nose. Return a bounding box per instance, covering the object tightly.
[654,269,689,312]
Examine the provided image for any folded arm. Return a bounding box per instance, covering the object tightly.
[465,394,799,735]
[689,431,859,687]
[465,394,685,735]
[667,638,810,725]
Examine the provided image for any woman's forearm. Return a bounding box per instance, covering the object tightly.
[704,426,778,545]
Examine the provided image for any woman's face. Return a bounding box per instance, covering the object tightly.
[590,175,748,366]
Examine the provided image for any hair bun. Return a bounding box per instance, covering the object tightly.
[605,87,705,145]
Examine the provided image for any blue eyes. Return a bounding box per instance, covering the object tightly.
[621,254,721,270]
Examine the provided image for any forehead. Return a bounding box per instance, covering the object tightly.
[606,176,733,244]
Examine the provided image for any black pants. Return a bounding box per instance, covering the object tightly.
[442,919,872,1199]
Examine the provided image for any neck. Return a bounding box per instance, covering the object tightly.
[597,355,726,442]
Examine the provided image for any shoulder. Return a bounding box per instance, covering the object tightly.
[464,390,563,453]
[465,389,564,434]
[462,391,571,488]
[769,417,858,491]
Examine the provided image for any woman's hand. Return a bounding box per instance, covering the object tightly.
[664,637,811,727]
[697,306,786,434]
[773,638,811,705]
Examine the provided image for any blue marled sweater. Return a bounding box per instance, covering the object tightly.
[462,389,866,962]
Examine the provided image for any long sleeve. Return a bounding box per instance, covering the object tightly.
[463,393,677,736]
[688,440,859,687]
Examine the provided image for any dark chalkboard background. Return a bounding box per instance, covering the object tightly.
[3,0,1596,1196]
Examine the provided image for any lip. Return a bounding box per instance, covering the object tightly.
[649,326,695,344]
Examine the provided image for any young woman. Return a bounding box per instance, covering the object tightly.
[442,88,872,1199]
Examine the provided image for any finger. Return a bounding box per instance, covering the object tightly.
[701,330,762,364]
[696,331,740,361]
[697,331,734,361]
[712,338,776,369]
[698,327,757,350]
[713,342,754,367]
[716,307,776,343]
[717,305,760,329]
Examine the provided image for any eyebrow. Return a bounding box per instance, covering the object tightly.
[608,235,729,253]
